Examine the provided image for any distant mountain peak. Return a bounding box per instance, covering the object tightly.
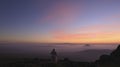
[84,44,90,47]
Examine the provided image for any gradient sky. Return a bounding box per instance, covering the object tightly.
[0,0,120,43]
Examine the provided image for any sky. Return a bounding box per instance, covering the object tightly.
[0,0,120,43]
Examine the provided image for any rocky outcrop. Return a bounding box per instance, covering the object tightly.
[111,45,120,57]
[96,45,120,67]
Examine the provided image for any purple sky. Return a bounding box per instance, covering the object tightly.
[0,0,120,43]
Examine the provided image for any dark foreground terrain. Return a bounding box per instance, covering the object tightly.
[0,45,120,67]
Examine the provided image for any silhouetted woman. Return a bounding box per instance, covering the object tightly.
[50,49,58,63]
